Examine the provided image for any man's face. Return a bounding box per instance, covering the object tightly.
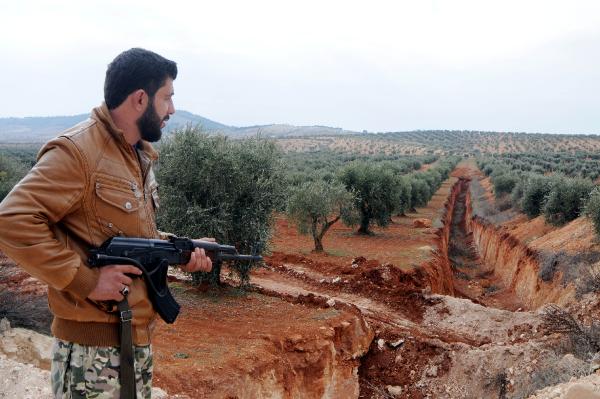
[137,78,175,142]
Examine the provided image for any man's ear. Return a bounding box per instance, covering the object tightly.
[130,89,148,112]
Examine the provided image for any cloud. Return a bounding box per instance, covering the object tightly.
[1,0,599,133]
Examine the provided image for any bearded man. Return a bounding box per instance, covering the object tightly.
[0,48,211,398]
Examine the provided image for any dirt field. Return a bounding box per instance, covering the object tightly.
[2,160,600,398]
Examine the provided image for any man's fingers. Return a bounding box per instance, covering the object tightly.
[182,248,212,272]
[115,265,143,275]
[204,257,213,272]
[120,275,133,286]
[197,248,212,272]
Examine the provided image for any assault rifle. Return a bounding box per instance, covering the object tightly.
[88,236,262,323]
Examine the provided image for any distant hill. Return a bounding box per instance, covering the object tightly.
[2,112,600,155]
[0,110,357,143]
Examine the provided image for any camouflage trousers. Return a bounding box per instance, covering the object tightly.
[51,338,153,399]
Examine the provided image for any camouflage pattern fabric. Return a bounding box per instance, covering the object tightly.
[51,338,153,399]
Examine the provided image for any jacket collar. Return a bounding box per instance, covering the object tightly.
[91,103,159,162]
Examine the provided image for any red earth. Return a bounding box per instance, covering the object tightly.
[2,160,588,398]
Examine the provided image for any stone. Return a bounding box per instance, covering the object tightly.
[426,365,438,377]
[326,298,336,307]
[151,387,169,398]
[389,339,405,348]
[377,339,386,350]
[287,334,304,345]
[413,218,432,228]
[564,384,600,399]
[0,318,10,333]
[386,385,403,397]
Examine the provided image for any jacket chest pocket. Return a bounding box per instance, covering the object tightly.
[93,175,142,237]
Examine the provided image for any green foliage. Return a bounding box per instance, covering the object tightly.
[282,151,435,189]
[542,177,594,226]
[155,127,284,285]
[0,153,29,201]
[408,157,460,210]
[478,153,600,233]
[410,177,431,208]
[339,162,398,234]
[420,169,443,191]
[585,187,600,237]
[286,178,358,252]
[396,175,412,215]
[492,173,520,199]
[510,180,526,210]
[479,152,600,180]
[520,175,556,219]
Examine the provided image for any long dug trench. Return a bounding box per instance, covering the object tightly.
[1,165,594,398]
[357,166,596,399]
[447,178,527,310]
[430,171,577,312]
[151,170,591,398]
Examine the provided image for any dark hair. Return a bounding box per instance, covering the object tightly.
[104,48,178,109]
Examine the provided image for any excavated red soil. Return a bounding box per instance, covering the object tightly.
[264,253,435,323]
[1,159,594,398]
[152,282,373,398]
[0,173,462,398]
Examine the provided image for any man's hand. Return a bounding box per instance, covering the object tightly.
[88,265,142,301]
[180,242,213,273]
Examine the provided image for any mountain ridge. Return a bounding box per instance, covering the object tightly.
[0,111,357,143]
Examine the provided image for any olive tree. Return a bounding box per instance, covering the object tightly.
[396,175,412,216]
[156,127,284,285]
[585,187,600,237]
[409,177,431,209]
[492,172,520,199]
[286,179,358,252]
[520,175,556,219]
[543,177,594,226]
[339,162,398,234]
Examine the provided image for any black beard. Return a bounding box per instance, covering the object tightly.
[137,100,165,142]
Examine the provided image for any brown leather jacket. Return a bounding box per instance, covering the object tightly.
[0,104,166,346]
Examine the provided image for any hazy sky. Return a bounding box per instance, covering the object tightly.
[2,0,600,134]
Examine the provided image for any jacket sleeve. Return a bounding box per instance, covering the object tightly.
[0,137,99,299]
